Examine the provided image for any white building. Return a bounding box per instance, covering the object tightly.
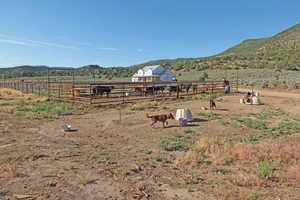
[131,65,175,82]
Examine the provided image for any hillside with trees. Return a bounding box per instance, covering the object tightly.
[1,23,300,80]
[131,23,300,72]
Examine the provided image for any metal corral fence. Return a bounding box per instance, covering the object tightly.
[0,80,48,96]
[0,79,238,105]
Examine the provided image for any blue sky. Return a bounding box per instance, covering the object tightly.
[0,0,299,68]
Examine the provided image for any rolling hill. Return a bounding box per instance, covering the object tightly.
[130,23,300,72]
[221,38,269,55]
[0,65,138,80]
[1,23,300,79]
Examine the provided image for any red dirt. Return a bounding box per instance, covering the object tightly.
[0,91,300,200]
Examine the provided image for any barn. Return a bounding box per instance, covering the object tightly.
[131,65,175,82]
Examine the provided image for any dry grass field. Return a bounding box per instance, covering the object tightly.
[178,69,300,89]
[0,88,300,200]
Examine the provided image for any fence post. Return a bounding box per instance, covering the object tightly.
[153,84,155,101]
[47,68,50,99]
[72,70,75,104]
[122,84,125,104]
[176,81,179,99]
[58,84,61,99]
[90,84,93,104]
[236,70,239,93]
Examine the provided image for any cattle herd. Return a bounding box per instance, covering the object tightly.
[45,80,232,104]
[0,79,233,105]
[90,83,202,98]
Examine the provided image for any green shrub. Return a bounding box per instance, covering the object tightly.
[269,122,300,138]
[15,101,77,120]
[213,168,232,175]
[78,176,95,185]
[128,102,165,111]
[231,116,266,130]
[234,135,260,143]
[257,160,276,179]
[184,128,194,134]
[198,72,208,81]
[157,136,189,152]
[197,112,220,120]
[235,121,300,143]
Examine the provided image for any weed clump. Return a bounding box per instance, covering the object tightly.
[213,167,232,175]
[231,116,266,130]
[257,160,277,179]
[128,101,167,111]
[192,137,222,153]
[78,175,95,185]
[157,135,190,152]
[15,101,77,120]
[234,121,300,143]
[197,112,220,120]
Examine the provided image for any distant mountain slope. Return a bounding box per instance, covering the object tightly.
[222,38,269,55]
[1,23,300,79]
[0,65,136,79]
[258,23,300,52]
[222,23,300,55]
[129,23,300,72]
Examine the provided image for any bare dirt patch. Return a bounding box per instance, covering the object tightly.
[0,91,300,200]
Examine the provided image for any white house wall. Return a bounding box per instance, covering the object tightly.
[144,69,153,76]
[132,77,139,82]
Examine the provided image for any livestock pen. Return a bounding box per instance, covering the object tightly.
[0,78,238,105]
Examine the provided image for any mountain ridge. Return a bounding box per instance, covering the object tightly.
[1,22,300,79]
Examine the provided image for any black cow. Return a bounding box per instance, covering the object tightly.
[180,84,192,93]
[166,85,181,96]
[92,86,113,97]
[144,86,165,96]
[192,84,198,93]
[153,86,165,95]
[144,87,154,96]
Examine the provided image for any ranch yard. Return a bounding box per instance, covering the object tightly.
[0,88,300,200]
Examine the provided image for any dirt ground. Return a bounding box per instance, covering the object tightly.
[0,91,300,200]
